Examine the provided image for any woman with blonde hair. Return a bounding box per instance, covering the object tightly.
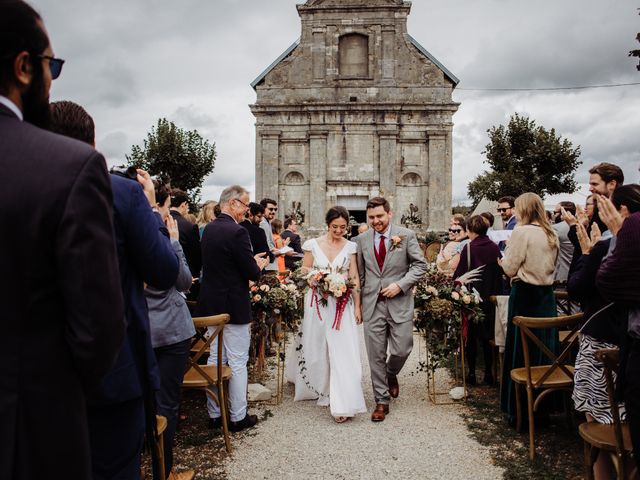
[499,192,560,422]
[197,200,218,238]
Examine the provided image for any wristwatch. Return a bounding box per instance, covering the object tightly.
[152,207,160,214]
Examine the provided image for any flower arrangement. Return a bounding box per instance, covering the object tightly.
[250,273,303,331]
[293,266,355,330]
[414,264,484,370]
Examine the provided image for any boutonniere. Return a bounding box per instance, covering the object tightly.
[389,235,406,251]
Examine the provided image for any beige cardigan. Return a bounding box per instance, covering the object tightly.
[501,224,558,286]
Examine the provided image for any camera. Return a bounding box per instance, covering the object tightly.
[110,165,138,181]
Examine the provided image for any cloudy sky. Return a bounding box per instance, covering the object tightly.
[33,0,640,204]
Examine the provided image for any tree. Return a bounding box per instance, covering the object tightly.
[467,113,581,205]
[630,9,640,71]
[126,118,216,206]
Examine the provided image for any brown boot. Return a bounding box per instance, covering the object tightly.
[168,470,195,480]
[371,403,389,422]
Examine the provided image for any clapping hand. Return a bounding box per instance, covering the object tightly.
[596,194,623,235]
[254,252,269,270]
[560,206,578,227]
[136,169,156,207]
[575,204,589,227]
[165,214,179,241]
[576,222,601,254]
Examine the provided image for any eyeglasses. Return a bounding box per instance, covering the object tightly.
[497,207,511,213]
[449,228,462,233]
[37,55,65,80]
[233,198,249,210]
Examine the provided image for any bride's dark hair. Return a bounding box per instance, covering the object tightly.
[325,206,350,225]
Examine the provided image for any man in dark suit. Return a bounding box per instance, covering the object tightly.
[198,186,269,432]
[0,3,125,478]
[48,100,182,479]
[281,217,303,271]
[170,188,201,277]
[240,202,274,266]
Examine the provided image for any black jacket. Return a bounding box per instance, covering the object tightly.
[0,104,125,479]
[281,230,302,270]
[197,213,262,324]
[170,210,201,277]
[240,219,274,263]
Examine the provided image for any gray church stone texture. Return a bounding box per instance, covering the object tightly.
[250,0,459,232]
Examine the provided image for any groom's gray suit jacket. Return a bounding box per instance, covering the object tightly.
[355,225,428,323]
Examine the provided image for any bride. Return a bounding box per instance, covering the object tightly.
[286,206,367,422]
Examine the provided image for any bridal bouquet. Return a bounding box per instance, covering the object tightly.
[296,266,355,331]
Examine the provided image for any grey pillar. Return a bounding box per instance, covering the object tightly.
[309,131,328,230]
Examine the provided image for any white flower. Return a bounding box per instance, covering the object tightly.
[253,294,262,302]
[462,295,471,304]
[259,284,270,292]
[451,291,460,301]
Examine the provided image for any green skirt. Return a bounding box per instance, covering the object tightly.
[499,282,558,420]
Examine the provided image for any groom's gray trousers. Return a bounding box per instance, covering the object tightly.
[364,299,413,405]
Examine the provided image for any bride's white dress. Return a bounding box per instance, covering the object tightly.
[285,238,367,417]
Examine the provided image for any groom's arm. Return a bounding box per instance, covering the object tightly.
[396,230,428,293]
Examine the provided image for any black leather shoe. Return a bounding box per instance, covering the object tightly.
[207,417,222,429]
[229,413,258,433]
[466,373,477,386]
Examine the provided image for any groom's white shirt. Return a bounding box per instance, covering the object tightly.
[373,226,391,252]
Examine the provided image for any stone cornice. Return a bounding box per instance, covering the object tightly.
[250,103,460,113]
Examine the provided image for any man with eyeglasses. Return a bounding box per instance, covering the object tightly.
[198,186,268,433]
[497,196,516,251]
[259,197,282,271]
[0,2,125,478]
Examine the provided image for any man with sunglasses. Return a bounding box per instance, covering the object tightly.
[0,2,125,478]
[497,196,516,251]
[259,197,282,272]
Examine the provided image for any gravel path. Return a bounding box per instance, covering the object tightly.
[224,331,504,479]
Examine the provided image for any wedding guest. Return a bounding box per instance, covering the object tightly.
[497,196,517,251]
[499,192,559,422]
[260,197,279,272]
[453,215,502,385]
[198,186,269,432]
[552,201,575,284]
[197,200,217,238]
[436,219,467,276]
[170,189,202,283]
[48,99,180,479]
[271,218,287,273]
[596,185,640,468]
[240,202,274,267]
[480,211,495,231]
[569,188,640,479]
[145,182,196,480]
[358,223,370,235]
[585,195,595,222]
[0,6,124,477]
[281,217,303,271]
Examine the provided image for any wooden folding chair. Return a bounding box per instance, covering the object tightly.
[182,314,232,452]
[578,349,636,480]
[155,415,168,480]
[510,312,583,459]
[424,241,442,263]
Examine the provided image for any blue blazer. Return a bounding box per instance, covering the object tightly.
[88,175,179,405]
[197,213,262,324]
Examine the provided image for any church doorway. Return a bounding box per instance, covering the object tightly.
[349,210,367,238]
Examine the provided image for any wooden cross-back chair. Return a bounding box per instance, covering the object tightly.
[182,314,232,452]
[579,348,636,480]
[511,312,583,459]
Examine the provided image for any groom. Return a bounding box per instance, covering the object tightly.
[356,197,428,422]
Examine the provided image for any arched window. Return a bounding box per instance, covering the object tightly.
[401,172,422,186]
[284,171,305,185]
[339,34,368,77]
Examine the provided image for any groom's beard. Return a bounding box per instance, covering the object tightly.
[22,67,51,129]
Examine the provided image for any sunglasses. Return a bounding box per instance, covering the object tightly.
[449,228,462,233]
[267,207,278,212]
[38,54,65,80]
[496,207,511,213]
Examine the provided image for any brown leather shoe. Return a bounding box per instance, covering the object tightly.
[388,374,399,398]
[371,403,389,422]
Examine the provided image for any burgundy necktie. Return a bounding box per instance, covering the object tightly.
[376,235,386,271]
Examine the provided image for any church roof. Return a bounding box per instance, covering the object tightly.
[250,35,459,90]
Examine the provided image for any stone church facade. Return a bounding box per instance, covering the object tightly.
[250,0,459,232]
